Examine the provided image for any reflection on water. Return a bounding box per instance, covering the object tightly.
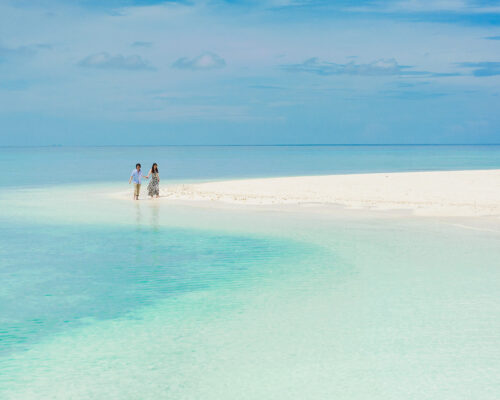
[132,196,161,232]
[150,202,160,232]
[134,201,142,229]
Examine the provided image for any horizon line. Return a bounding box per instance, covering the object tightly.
[2,143,500,148]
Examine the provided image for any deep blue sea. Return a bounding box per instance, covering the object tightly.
[1,146,499,399]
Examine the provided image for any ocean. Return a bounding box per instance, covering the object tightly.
[3,144,500,187]
[1,146,499,399]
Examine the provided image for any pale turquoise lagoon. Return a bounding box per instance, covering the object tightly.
[1,146,500,399]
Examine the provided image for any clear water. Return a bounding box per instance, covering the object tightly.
[1,146,499,399]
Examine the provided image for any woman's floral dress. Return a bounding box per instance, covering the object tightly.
[147,172,160,196]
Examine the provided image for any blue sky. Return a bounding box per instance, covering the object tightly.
[0,0,499,145]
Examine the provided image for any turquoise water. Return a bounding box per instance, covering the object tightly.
[2,145,500,187]
[1,221,313,357]
[1,146,500,399]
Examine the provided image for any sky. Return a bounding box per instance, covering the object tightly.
[0,0,499,145]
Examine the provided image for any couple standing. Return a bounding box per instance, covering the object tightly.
[129,163,160,200]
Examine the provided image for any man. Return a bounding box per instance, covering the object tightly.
[129,163,148,200]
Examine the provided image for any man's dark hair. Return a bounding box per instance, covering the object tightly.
[136,163,141,168]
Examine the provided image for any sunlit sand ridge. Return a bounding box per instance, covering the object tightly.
[158,170,500,217]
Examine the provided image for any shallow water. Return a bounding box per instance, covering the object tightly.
[1,147,500,399]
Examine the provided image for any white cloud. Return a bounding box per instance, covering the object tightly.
[78,52,153,70]
[172,52,226,70]
[131,41,153,47]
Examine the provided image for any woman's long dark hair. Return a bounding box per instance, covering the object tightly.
[151,163,158,173]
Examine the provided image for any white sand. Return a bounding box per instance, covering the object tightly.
[160,170,500,217]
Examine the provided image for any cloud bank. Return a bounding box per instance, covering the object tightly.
[458,61,500,76]
[0,43,49,63]
[283,58,413,76]
[347,0,500,14]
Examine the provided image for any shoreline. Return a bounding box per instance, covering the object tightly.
[131,169,500,218]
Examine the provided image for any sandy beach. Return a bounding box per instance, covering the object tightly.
[158,169,500,217]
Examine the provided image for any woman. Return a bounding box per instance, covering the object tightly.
[146,163,160,198]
